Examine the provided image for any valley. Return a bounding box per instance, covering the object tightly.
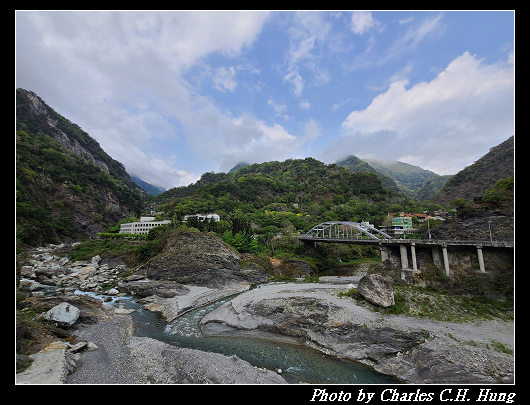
[16,89,514,385]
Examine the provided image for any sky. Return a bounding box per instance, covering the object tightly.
[16,10,514,189]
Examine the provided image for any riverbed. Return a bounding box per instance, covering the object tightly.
[70,289,398,384]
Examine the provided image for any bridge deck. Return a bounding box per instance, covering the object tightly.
[297,236,513,248]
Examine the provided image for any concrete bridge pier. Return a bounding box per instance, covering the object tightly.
[399,245,409,270]
[476,245,486,273]
[430,244,450,276]
[398,243,421,283]
[379,245,391,262]
[441,244,450,276]
[410,243,418,271]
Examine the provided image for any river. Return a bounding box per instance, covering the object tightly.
[76,289,399,384]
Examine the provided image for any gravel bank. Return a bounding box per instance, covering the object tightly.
[66,312,286,384]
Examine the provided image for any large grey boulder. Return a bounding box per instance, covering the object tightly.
[357,274,395,308]
[44,302,80,327]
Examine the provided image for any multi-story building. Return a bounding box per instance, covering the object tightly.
[391,216,413,235]
[119,217,171,234]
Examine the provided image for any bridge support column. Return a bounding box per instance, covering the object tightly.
[441,244,450,276]
[476,245,486,273]
[431,247,442,267]
[399,245,409,270]
[379,246,391,262]
[410,243,418,271]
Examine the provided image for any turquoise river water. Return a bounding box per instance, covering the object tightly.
[76,289,399,384]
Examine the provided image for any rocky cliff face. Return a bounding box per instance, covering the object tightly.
[431,203,514,242]
[16,89,145,245]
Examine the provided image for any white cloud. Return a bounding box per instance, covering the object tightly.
[299,101,311,110]
[322,52,514,174]
[147,156,199,187]
[182,101,301,172]
[350,11,379,35]
[380,13,445,65]
[283,71,304,97]
[16,10,271,187]
[212,66,237,92]
[268,97,287,114]
[282,11,331,97]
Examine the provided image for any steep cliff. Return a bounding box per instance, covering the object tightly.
[16,89,145,245]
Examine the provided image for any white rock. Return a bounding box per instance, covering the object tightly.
[86,342,98,351]
[107,288,119,295]
[44,302,80,327]
[114,307,135,315]
[67,341,87,353]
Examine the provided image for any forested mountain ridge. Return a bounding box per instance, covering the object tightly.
[335,155,401,195]
[363,159,451,200]
[16,88,145,245]
[130,175,166,196]
[151,157,428,237]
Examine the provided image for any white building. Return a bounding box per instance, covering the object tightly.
[183,213,220,222]
[119,219,171,234]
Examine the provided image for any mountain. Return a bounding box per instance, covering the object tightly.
[336,155,450,200]
[130,175,166,196]
[228,161,250,173]
[432,136,514,206]
[335,155,401,195]
[364,159,450,200]
[16,88,145,245]
[152,157,410,233]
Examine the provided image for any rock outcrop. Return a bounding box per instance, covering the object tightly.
[16,341,69,384]
[138,232,267,288]
[200,283,514,384]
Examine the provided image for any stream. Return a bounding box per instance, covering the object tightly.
[76,289,399,384]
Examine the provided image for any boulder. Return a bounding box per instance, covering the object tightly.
[107,288,119,295]
[44,302,80,327]
[357,274,395,308]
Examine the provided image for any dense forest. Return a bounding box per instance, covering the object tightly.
[140,158,446,260]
